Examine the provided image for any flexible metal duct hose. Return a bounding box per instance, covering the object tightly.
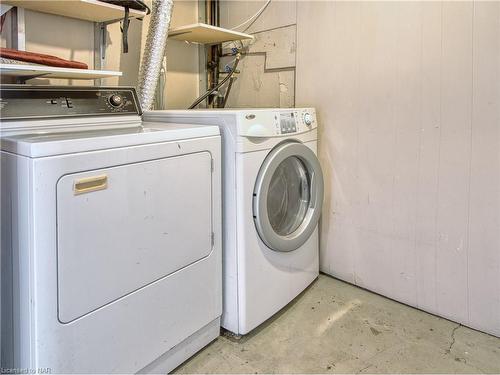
[137,0,173,111]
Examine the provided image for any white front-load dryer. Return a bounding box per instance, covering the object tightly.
[144,108,324,335]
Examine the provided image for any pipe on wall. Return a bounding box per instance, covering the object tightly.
[206,0,221,108]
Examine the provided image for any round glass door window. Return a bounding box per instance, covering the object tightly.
[267,156,311,236]
[253,141,324,252]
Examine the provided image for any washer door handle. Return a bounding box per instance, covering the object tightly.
[309,171,317,208]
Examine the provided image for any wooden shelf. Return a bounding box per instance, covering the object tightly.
[168,23,253,44]
[3,0,146,22]
[0,63,122,80]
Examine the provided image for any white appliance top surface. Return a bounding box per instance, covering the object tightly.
[143,108,318,139]
[144,108,315,115]
[1,122,219,157]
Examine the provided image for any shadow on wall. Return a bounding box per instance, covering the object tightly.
[165,40,200,74]
[20,9,94,86]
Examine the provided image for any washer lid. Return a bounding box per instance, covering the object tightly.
[1,122,219,157]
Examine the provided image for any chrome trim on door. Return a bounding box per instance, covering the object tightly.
[253,142,324,252]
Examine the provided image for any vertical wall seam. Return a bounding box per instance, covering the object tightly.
[434,0,444,314]
[352,1,362,285]
[293,0,297,108]
[414,2,425,308]
[390,3,399,298]
[465,1,475,325]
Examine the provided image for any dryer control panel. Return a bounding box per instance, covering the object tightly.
[0,85,141,120]
[238,108,317,138]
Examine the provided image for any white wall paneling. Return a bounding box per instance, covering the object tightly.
[468,1,500,335]
[296,1,500,337]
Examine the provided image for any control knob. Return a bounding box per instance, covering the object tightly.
[303,112,313,126]
[108,94,123,107]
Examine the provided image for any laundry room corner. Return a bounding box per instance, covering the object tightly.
[213,0,500,341]
[1,0,500,373]
[216,0,500,340]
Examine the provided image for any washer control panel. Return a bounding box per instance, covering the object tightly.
[303,112,313,126]
[238,108,317,138]
[274,109,316,136]
[0,85,141,120]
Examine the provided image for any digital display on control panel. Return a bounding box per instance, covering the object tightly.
[280,112,297,134]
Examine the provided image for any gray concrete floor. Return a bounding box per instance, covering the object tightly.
[175,274,500,374]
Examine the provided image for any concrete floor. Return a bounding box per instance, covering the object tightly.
[175,274,500,374]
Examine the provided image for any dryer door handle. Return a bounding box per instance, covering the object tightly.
[73,175,108,195]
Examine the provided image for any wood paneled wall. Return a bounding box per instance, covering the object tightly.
[296,1,500,337]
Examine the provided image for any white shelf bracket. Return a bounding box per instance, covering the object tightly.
[98,22,108,63]
[94,22,108,85]
[93,17,125,85]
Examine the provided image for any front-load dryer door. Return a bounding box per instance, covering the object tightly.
[253,142,324,252]
[56,152,213,323]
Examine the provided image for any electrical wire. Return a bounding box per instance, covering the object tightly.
[230,0,272,32]
[226,0,273,75]
[188,54,240,109]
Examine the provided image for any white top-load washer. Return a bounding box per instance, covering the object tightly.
[144,109,324,335]
[0,85,222,373]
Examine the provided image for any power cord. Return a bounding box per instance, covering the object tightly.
[230,0,272,32]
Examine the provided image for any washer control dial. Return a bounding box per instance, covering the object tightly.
[303,112,313,126]
[108,94,123,107]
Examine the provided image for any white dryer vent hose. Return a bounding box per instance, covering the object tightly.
[137,0,174,111]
